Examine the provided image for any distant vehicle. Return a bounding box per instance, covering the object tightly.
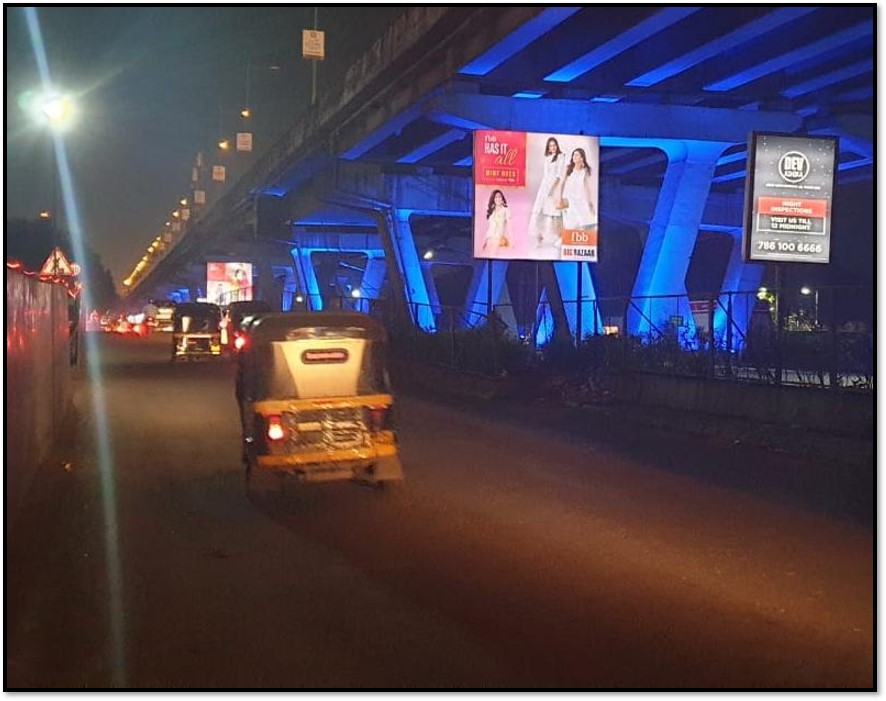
[171,303,222,362]
[155,301,176,332]
[237,311,404,489]
[222,300,272,349]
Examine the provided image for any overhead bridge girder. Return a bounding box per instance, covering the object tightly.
[423,93,803,142]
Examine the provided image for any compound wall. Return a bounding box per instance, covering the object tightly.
[6,269,74,527]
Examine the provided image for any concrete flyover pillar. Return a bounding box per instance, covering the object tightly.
[628,140,731,338]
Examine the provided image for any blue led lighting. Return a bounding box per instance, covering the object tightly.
[512,91,546,99]
[397,129,466,164]
[459,7,581,76]
[453,156,473,167]
[716,151,746,166]
[626,7,816,87]
[705,21,873,91]
[590,95,622,103]
[783,59,873,98]
[711,171,746,184]
[251,187,286,197]
[838,157,873,172]
[545,7,700,82]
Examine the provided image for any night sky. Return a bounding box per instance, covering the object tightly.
[6,6,406,283]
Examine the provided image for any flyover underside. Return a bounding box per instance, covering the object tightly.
[129,6,872,351]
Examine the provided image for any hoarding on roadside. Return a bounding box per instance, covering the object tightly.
[206,262,253,306]
[472,130,600,262]
[742,133,838,264]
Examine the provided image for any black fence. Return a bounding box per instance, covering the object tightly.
[305,286,874,393]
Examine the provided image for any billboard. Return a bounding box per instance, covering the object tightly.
[742,133,837,264]
[473,130,600,262]
[206,262,253,305]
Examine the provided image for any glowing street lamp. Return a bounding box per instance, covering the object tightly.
[218,139,231,151]
[39,92,75,131]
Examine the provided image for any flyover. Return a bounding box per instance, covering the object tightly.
[124,6,874,345]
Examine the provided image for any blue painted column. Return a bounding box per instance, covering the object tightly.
[716,234,764,351]
[462,260,509,328]
[628,140,731,338]
[391,209,436,331]
[360,255,388,301]
[291,247,323,311]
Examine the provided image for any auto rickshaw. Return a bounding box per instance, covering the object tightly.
[170,302,222,362]
[221,299,272,350]
[237,311,404,488]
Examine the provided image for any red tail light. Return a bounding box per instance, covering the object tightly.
[367,405,388,433]
[266,415,286,441]
[234,334,248,351]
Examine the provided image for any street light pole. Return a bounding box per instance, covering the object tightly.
[311,6,319,106]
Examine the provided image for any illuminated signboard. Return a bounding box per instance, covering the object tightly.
[742,133,838,264]
[206,262,253,306]
[473,130,600,262]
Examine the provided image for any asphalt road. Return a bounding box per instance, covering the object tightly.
[5,332,874,689]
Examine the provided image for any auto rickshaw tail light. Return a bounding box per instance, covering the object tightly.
[266,415,286,442]
[367,405,389,433]
[234,334,248,351]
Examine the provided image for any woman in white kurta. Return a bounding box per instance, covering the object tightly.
[483,189,511,255]
[530,137,566,246]
[558,148,596,231]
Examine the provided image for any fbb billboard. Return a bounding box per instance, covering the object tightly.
[742,133,838,264]
[206,262,253,306]
[473,130,600,262]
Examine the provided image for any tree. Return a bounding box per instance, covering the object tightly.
[6,217,119,310]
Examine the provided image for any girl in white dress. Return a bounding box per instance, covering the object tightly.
[558,148,597,232]
[530,137,566,246]
[483,189,511,255]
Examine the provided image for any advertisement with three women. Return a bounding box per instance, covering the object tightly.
[473,130,600,262]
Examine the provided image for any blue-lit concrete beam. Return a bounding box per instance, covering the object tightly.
[553,261,603,340]
[459,7,580,76]
[705,21,873,91]
[535,288,555,346]
[545,7,701,82]
[391,210,436,331]
[423,109,491,131]
[291,246,323,311]
[627,7,816,87]
[462,260,509,329]
[361,255,388,301]
[397,129,467,164]
[782,59,873,99]
[423,94,802,142]
[628,140,731,338]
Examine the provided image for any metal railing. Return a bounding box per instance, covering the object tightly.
[348,286,873,393]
